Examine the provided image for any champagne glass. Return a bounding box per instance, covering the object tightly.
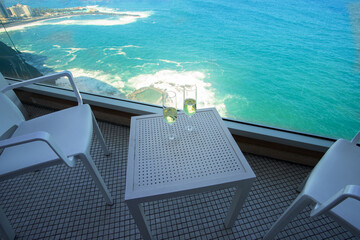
[162,91,177,140]
[183,85,197,131]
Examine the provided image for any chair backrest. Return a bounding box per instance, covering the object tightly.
[0,93,25,140]
[0,72,28,119]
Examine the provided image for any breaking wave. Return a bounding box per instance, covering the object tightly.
[127,69,228,116]
[55,68,125,98]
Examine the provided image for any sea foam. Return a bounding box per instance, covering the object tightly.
[104,45,140,56]
[55,68,125,98]
[127,69,227,116]
[20,49,36,54]
[159,59,182,67]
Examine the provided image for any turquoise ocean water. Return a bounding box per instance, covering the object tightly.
[2,0,360,139]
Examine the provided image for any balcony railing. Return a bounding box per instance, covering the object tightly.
[0,102,355,240]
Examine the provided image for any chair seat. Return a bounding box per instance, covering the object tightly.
[0,104,93,180]
[304,139,360,231]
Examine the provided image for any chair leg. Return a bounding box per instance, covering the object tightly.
[92,112,110,156]
[79,153,113,205]
[263,194,312,240]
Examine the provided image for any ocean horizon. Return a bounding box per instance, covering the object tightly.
[1,0,360,140]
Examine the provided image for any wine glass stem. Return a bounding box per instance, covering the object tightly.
[186,116,194,131]
[168,124,175,140]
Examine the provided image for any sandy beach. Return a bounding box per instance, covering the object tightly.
[1,10,141,32]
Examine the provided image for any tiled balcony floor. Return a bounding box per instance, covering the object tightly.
[0,104,356,239]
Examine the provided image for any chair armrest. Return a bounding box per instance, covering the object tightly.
[310,185,360,218]
[0,131,76,168]
[351,131,360,144]
[0,71,83,105]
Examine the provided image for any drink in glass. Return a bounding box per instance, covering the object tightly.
[162,91,177,140]
[183,85,197,131]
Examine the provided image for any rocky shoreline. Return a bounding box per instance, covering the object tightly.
[0,41,43,79]
[128,86,164,105]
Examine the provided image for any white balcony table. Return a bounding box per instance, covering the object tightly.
[125,108,256,240]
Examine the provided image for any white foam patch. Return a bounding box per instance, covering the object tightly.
[223,94,249,106]
[20,49,36,54]
[0,9,152,32]
[134,63,160,68]
[64,47,85,54]
[55,68,125,97]
[43,47,86,69]
[86,6,152,18]
[64,47,85,62]
[50,16,137,26]
[159,59,182,67]
[104,45,140,56]
[127,70,227,115]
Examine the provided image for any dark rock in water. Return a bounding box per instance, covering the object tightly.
[0,41,43,79]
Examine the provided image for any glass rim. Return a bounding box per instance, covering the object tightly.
[183,84,197,89]
[165,91,177,97]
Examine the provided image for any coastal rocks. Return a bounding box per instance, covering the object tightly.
[128,86,163,105]
[0,41,43,79]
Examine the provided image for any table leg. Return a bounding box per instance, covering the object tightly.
[224,180,253,228]
[126,201,154,240]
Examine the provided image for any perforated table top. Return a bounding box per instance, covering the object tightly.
[125,108,255,201]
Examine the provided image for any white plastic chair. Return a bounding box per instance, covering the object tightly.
[263,132,360,239]
[0,71,114,239]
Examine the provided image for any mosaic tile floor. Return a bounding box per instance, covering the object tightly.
[0,104,356,239]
